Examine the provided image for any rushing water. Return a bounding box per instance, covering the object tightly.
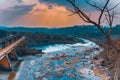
[15,39,102,80]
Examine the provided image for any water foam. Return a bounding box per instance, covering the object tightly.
[43,38,98,53]
[42,44,70,53]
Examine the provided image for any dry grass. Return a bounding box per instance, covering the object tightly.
[101,40,120,80]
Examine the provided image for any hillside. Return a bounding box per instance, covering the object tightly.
[0,25,119,39]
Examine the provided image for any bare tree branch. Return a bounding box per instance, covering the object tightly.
[66,0,120,42]
[66,0,120,79]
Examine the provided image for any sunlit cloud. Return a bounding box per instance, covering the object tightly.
[13,3,86,27]
[0,0,119,27]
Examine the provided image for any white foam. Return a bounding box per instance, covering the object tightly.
[70,42,95,47]
[43,38,98,53]
[42,44,70,53]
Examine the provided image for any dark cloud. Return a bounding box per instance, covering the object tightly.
[2,4,35,16]
[0,4,35,25]
[17,0,22,3]
[39,0,90,8]
[48,4,54,9]
[39,0,71,7]
[39,0,104,11]
[11,4,35,15]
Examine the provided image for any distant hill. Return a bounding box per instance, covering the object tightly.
[0,25,119,38]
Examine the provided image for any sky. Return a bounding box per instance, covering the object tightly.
[0,0,120,28]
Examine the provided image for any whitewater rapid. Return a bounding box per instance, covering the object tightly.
[42,38,98,53]
[15,39,102,80]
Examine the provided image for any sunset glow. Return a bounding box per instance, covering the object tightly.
[0,0,119,27]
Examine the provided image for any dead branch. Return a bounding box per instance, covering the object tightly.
[66,0,120,79]
[66,0,119,42]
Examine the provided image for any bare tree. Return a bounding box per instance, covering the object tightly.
[66,0,119,42]
[66,0,120,79]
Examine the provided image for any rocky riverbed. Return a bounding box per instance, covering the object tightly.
[14,39,105,80]
[0,38,110,80]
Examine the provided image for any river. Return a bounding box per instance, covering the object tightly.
[14,38,103,80]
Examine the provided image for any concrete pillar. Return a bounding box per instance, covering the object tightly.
[0,55,11,70]
[8,49,18,61]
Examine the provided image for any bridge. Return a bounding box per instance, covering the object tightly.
[0,36,25,70]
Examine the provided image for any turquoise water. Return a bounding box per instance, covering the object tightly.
[15,39,102,80]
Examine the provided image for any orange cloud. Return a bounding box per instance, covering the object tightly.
[14,2,86,28]
[1,0,119,27]
[11,1,100,28]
